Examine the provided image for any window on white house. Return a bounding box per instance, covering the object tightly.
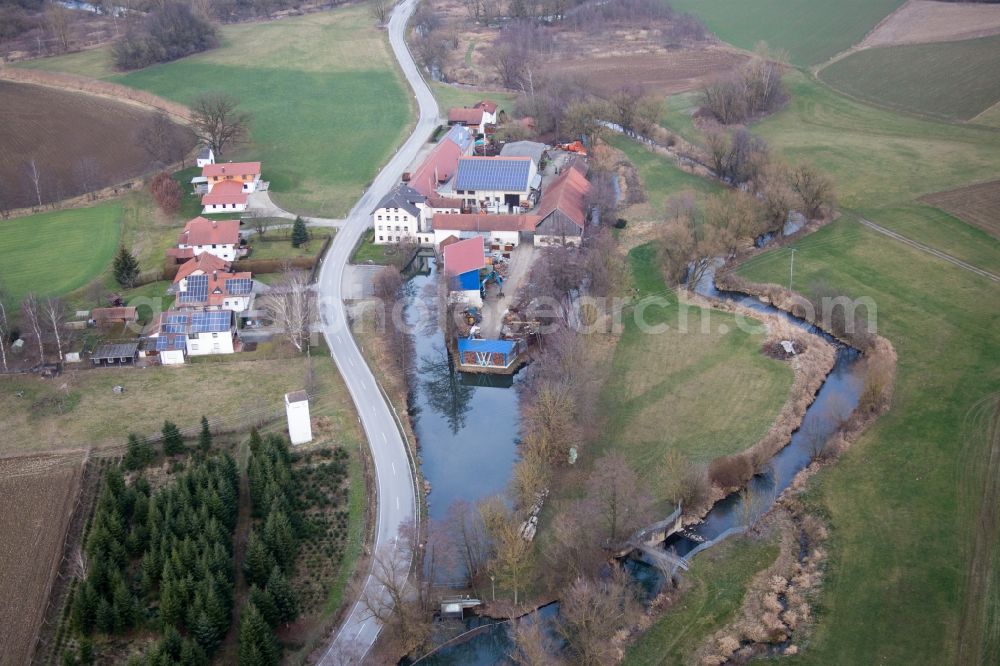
[379,236,384,241]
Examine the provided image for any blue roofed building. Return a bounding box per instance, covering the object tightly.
[451,156,540,214]
[457,337,523,371]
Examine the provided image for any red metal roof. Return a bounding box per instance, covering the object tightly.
[433,213,540,234]
[442,236,486,276]
[202,161,261,178]
[201,181,248,206]
[178,216,241,245]
[537,169,590,230]
[409,137,465,196]
[92,307,137,322]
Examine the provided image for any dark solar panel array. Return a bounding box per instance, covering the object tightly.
[455,158,531,192]
[191,310,231,333]
[226,277,253,295]
[179,274,209,303]
[161,313,189,334]
[155,334,186,351]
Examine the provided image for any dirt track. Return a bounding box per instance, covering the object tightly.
[0,453,85,666]
[860,0,1000,48]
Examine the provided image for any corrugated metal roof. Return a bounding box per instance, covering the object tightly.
[457,337,516,354]
[455,157,533,192]
[499,141,546,165]
[91,342,140,360]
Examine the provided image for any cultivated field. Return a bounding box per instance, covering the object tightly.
[15,7,412,218]
[860,0,1000,48]
[0,453,84,666]
[750,73,1000,209]
[669,0,904,66]
[819,34,1000,122]
[547,48,746,98]
[0,202,121,301]
[601,245,793,485]
[919,179,1000,240]
[0,81,192,210]
[0,346,352,456]
[737,215,1000,663]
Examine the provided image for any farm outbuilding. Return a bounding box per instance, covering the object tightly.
[285,390,313,445]
[92,307,138,328]
[90,342,140,366]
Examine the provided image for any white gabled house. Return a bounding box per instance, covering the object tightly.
[196,146,215,168]
[174,217,243,262]
[149,309,238,364]
[171,253,255,313]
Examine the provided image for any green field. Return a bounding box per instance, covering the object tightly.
[601,245,793,484]
[669,0,904,66]
[430,82,516,114]
[735,215,1000,663]
[609,135,724,216]
[19,8,412,218]
[0,202,121,301]
[624,536,778,664]
[750,73,1000,209]
[819,34,1000,122]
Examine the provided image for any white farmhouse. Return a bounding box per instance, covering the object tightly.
[450,156,539,214]
[148,309,238,364]
[175,217,242,262]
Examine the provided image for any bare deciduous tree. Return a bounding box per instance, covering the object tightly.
[705,189,768,256]
[190,93,252,159]
[558,569,641,665]
[789,162,835,219]
[42,297,67,362]
[262,269,314,353]
[361,539,429,657]
[481,498,533,606]
[585,452,653,548]
[511,612,563,665]
[22,159,43,208]
[21,293,45,362]
[370,0,391,24]
[45,3,74,52]
[0,292,10,372]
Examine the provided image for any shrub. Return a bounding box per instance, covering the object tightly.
[708,453,754,489]
[149,172,182,214]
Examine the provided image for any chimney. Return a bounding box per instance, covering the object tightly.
[212,221,217,228]
[213,270,218,279]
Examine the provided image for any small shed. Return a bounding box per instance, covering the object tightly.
[92,307,138,328]
[90,342,140,366]
[285,390,312,445]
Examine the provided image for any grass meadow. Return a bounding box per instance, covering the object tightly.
[624,536,779,664]
[669,0,904,66]
[608,135,724,216]
[819,34,1000,122]
[600,244,793,485]
[735,215,1000,663]
[19,7,412,218]
[430,82,517,114]
[751,73,1000,209]
[0,202,121,301]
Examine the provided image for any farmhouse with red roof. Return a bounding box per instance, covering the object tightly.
[175,217,243,262]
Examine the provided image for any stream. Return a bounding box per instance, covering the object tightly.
[402,239,865,663]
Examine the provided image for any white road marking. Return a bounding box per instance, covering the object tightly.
[396,496,400,510]
[382,432,387,443]
[391,462,396,476]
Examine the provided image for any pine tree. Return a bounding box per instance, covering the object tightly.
[112,244,140,288]
[237,602,279,666]
[262,508,297,571]
[248,585,279,627]
[266,566,300,625]
[192,609,221,655]
[78,637,94,665]
[243,531,276,587]
[95,595,115,634]
[198,416,212,452]
[161,421,185,456]
[123,434,153,470]
[291,216,309,248]
[179,638,209,666]
[71,581,98,635]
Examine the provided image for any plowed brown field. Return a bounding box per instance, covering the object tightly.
[0,81,193,210]
[0,453,84,666]
[920,179,1000,239]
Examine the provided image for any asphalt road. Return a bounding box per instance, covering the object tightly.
[315,0,440,662]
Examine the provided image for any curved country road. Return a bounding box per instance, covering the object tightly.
[315,0,439,661]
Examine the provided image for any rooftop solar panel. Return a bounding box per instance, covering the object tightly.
[226,277,253,295]
[455,158,532,192]
[191,310,231,333]
[179,274,209,303]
